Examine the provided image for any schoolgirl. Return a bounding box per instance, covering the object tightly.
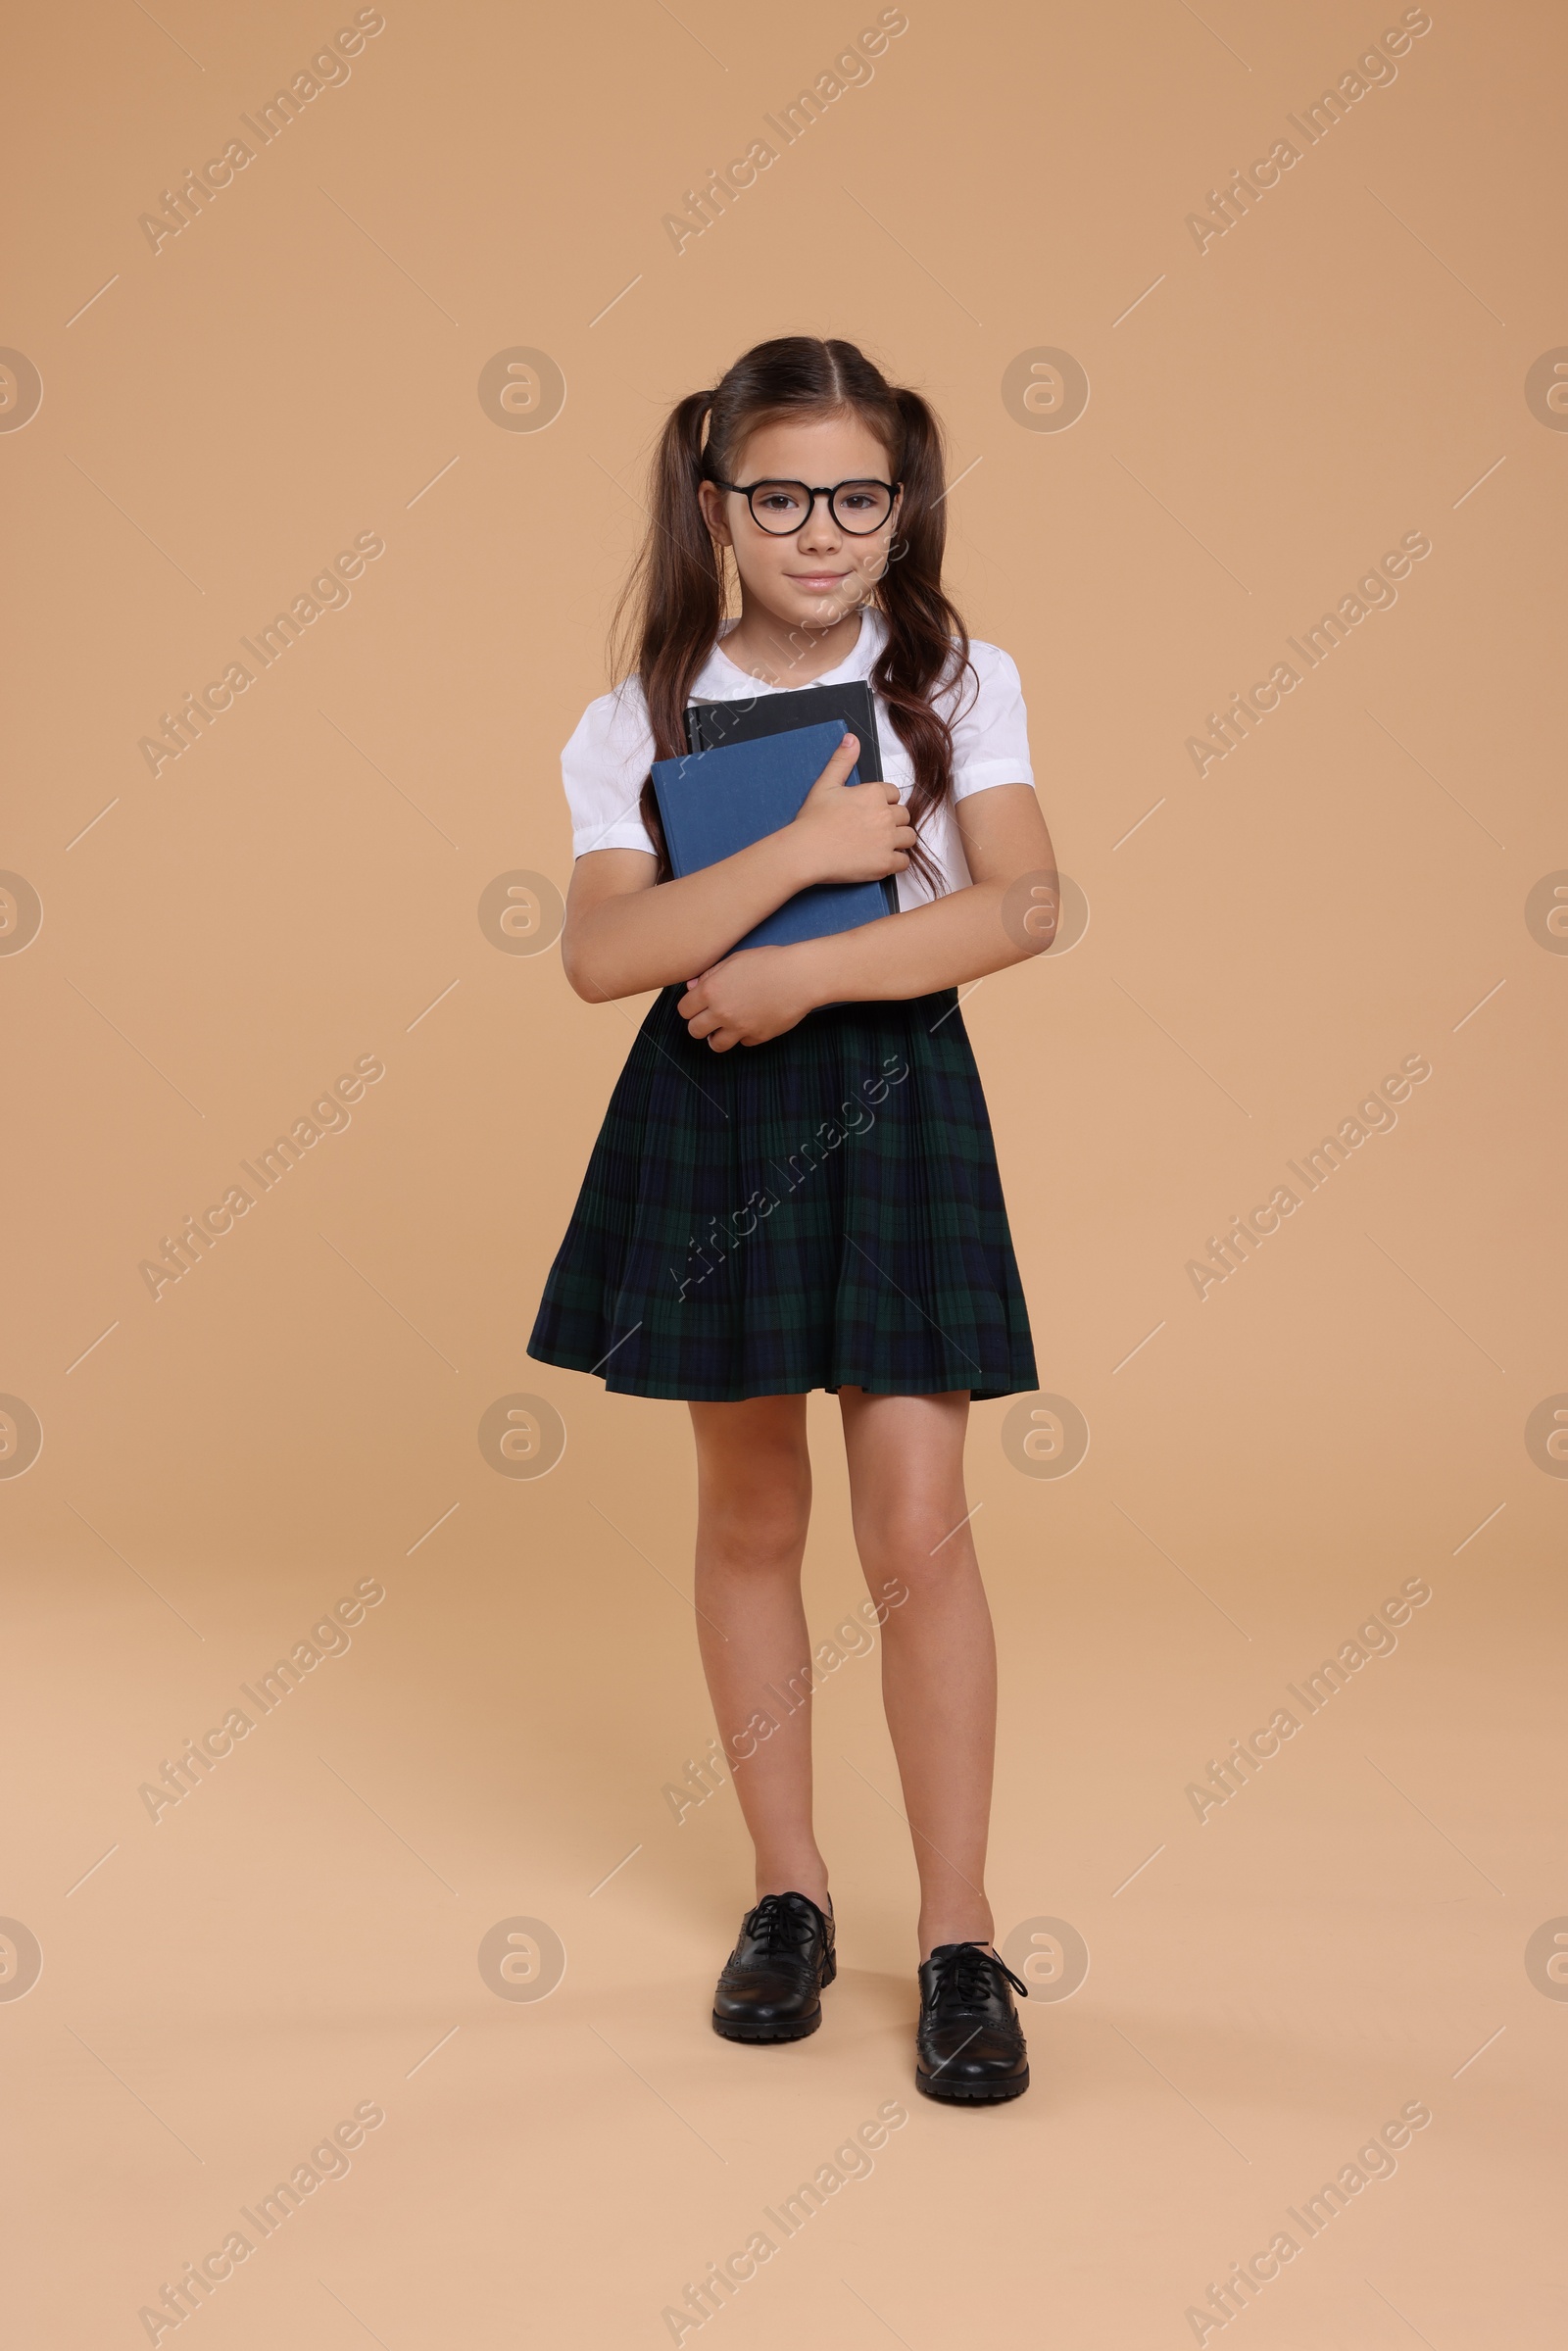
[530,335,1055,2100]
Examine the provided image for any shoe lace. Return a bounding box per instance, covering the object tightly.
[749,1893,819,1956]
[933,1942,1028,2008]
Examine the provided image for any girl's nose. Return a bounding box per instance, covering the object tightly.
[798,493,843,550]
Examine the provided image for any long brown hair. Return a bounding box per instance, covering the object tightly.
[611,336,971,889]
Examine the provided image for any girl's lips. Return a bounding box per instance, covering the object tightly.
[789,573,849,589]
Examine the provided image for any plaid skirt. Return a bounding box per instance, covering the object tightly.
[526,985,1037,1402]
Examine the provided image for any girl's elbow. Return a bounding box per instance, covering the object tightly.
[563,937,647,1004]
[564,956,609,1003]
[1002,869,1058,958]
[561,934,606,1002]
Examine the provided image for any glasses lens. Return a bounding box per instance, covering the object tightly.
[746,481,811,532]
[831,481,893,532]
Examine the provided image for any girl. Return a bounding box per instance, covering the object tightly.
[529,336,1055,2103]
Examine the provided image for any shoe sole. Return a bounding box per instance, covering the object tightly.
[711,2007,822,2043]
[915,2063,1030,2103]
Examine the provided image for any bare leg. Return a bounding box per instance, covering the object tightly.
[837,1388,997,1958]
[687,1395,828,1911]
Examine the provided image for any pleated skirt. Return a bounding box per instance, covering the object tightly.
[526,985,1037,1402]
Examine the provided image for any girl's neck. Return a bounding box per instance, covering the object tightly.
[719,599,867,690]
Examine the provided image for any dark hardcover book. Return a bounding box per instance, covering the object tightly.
[683,679,898,918]
[651,718,896,955]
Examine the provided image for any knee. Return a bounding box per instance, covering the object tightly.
[700,1465,811,1571]
[856,1502,971,1593]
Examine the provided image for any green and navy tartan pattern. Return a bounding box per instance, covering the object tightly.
[527,985,1038,1402]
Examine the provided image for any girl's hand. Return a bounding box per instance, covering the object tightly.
[678,948,817,1052]
[788,733,914,884]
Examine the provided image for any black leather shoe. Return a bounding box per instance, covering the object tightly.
[711,1891,836,2042]
[915,1941,1030,2102]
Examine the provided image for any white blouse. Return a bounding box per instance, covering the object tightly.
[559,607,1035,907]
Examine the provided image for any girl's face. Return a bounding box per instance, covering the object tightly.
[699,412,903,634]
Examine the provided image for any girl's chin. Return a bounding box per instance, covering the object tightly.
[784,587,863,619]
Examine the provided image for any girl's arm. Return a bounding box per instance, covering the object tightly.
[560,734,913,1002]
[678,783,1057,1051]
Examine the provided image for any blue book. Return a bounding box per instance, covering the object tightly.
[651,718,897,954]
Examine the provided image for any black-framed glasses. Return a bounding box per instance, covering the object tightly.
[710,476,900,535]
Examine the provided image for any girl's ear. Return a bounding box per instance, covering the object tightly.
[698,479,733,548]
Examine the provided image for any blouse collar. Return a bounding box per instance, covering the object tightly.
[699,605,885,698]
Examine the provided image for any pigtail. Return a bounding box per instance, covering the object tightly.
[869,385,971,897]
[611,390,724,879]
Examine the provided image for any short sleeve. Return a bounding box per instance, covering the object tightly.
[561,685,659,858]
[947,642,1035,799]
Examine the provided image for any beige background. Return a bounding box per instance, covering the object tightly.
[5,0,1566,2342]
